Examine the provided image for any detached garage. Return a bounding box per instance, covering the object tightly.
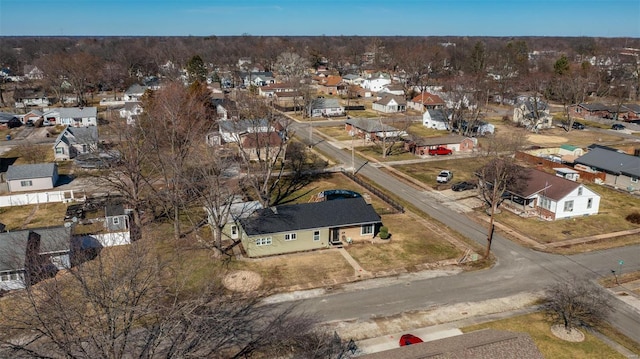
[5,163,59,193]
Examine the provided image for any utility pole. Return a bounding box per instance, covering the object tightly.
[351,134,355,174]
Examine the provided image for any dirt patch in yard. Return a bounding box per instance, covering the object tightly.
[527,134,568,146]
[222,270,263,292]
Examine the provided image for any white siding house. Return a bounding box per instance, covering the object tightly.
[423,109,450,130]
[43,107,97,127]
[5,163,59,193]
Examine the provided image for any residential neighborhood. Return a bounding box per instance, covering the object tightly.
[0,31,639,359]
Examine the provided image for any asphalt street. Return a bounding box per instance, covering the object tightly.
[287,121,640,343]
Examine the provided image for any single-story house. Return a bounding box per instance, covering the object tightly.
[123,84,149,102]
[239,197,382,257]
[407,92,445,112]
[240,71,275,87]
[0,227,71,291]
[574,147,640,191]
[258,83,296,97]
[13,88,53,108]
[0,112,21,128]
[218,118,273,143]
[342,74,365,86]
[422,109,450,130]
[372,94,406,113]
[502,168,600,221]
[308,98,345,117]
[513,98,553,131]
[5,163,59,193]
[377,84,405,97]
[345,118,407,142]
[20,110,43,125]
[53,126,99,161]
[42,107,97,127]
[405,135,476,156]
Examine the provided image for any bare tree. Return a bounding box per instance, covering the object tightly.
[476,130,529,258]
[274,51,310,83]
[36,51,101,106]
[13,142,50,164]
[543,278,610,331]
[0,239,335,359]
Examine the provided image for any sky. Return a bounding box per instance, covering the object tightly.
[1,0,639,38]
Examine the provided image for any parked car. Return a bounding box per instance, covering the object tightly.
[399,334,423,346]
[571,121,585,130]
[437,170,453,183]
[428,146,453,156]
[451,181,477,192]
[611,123,626,130]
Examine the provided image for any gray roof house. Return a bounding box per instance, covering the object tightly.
[43,107,97,127]
[53,126,99,161]
[308,98,345,117]
[574,147,640,192]
[0,227,71,291]
[422,109,450,130]
[239,197,381,257]
[5,163,59,193]
[345,118,407,142]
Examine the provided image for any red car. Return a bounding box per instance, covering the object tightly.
[399,334,424,346]
[428,146,453,156]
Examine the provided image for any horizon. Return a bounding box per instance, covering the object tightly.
[1,0,639,38]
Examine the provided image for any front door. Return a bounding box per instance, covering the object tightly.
[330,228,340,245]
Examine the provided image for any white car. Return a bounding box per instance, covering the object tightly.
[437,170,453,183]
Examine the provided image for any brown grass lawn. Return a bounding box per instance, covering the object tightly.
[406,123,449,138]
[356,143,417,162]
[494,184,640,243]
[462,312,638,358]
[0,202,67,230]
[394,157,491,187]
[346,213,461,272]
[315,125,353,141]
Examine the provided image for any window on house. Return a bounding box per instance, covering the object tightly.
[361,224,374,235]
[255,237,272,246]
[10,273,18,280]
[632,177,639,183]
[231,225,238,236]
[284,233,297,241]
[1,274,8,281]
[587,198,593,209]
[20,180,33,187]
[113,217,120,225]
[55,147,65,154]
[564,200,574,212]
[578,187,583,196]
[313,230,320,241]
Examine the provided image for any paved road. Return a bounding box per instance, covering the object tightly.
[286,121,640,343]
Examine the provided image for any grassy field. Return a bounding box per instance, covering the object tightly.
[462,312,639,358]
[394,156,491,187]
[0,202,67,230]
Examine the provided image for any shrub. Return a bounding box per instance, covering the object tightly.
[626,212,640,224]
[379,226,390,240]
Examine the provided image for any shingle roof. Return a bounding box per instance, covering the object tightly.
[240,197,381,236]
[360,329,543,359]
[219,118,270,133]
[6,163,57,181]
[346,118,401,133]
[425,109,449,122]
[515,168,580,200]
[575,147,640,178]
[0,227,71,272]
[375,94,406,106]
[44,107,97,118]
[311,98,341,110]
[411,92,444,105]
[54,126,98,148]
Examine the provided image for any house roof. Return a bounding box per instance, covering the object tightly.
[44,107,97,118]
[0,227,71,272]
[219,118,270,133]
[374,94,406,106]
[0,112,18,123]
[411,92,444,105]
[425,109,449,122]
[413,135,470,146]
[346,118,401,133]
[575,147,640,178]
[514,168,581,200]
[359,329,543,359]
[6,163,57,181]
[54,126,98,148]
[310,98,342,110]
[123,101,142,111]
[241,132,283,148]
[578,102,610,111]
[239,197,381,236]
[209,200,263,224]
[125,84,148,95]
[560,144,580,151]
[320,75,343,86]
[622,103,640,113]
[105,203,125,217]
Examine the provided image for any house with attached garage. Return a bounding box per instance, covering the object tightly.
[53,126,99,161]
[205,199,263,242]
[346,118,407,142]
[574,147,640,192]
[42,107,97,127]
[0,227,71,291]
[404,134,476,156]
[501,167,600,221]
[5,163,59,193]
[238,197,382,257]
[217,118,274,143]
[512,98,553,131]
[408,92,445,112]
